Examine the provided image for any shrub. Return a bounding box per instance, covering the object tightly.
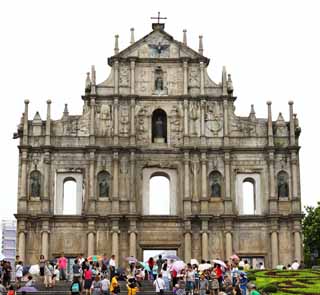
[262,284,278,293]
[247,273,257,282]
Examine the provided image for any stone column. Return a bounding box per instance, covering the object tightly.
[114,60,119,94]
[223,98,229,146]
[112,152,119,213]
[200,152,208,214]
[225,232,233,260]
[200,62,205,95]
[41,231,49,259]
[45,100,51,146]
[183,61,188,95]
[113,98,119,145]
[200,99,206,144]
[294,231,301,262]
[184,232,192,262]
[129,219,137,258]
[87,219,96,256]
[289,101,295,146]
[88,150,96,212]
[291,151,298,199]
[18,231,26,263]
[130,60,135,95]
[183,99,189,144]
[130,98,136,145]
[201,219,209,261]
[268,152,278,214]
[267,101,274,146]
[183,152,191,216]
[90,98,96,145]
[192,155,199,202]
[129,151,136,213]
[271,231,279,268]
[224,152,232,214]
[23,99,29,145]
[42,151,51,213]
[111,219,120,265]
[19,149,28,212]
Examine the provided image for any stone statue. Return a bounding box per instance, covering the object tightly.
[155,77,163,91]
[99,176,109,198]
[278,175,289,198]
[30,172,41,197]
[155,116,164,138]
[211,175,221,198]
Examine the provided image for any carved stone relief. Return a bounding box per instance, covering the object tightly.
[119,65,129,87]
[119,105,129,136]
[96,104,113,137]
[189,102,200,136]
[169,104,183,145]
[189,67,200,87]
[136,104,149,144]
[205,102,223,137]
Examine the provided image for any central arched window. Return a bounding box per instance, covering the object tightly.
[63,177,77,215]
[149,174,170,215]
[152,109,167,143]
[242,178,256,215]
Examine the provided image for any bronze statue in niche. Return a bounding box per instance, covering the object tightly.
[30,170,41,197]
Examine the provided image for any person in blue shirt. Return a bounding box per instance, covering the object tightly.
[239,273,248,295]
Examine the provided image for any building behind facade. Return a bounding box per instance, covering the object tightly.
[14,21,303,268]
[1,220,16,266]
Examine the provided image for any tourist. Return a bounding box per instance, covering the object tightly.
[291,260,299,270]
[15,261,23,288]
[101,275,110,295]
[70,276,82,295]
[147,257,155,280]
[78,254,85,265]
[193,265,200,294]
[6,285,15,295]
[0,279,6,295]
[248,284,260,295]
[258,262,265,270]
[209,270,219,295]
[110,273,120,295]
[109,255,116,279]
[25,275,34,287]
[91,275,103,295]
[44,260,53,288]
[58,253,67,281]
[127,277,139,295]
[83,266,93,295]
[52,264,60,286]
[73,259,81,281]
[231,265,239,286]
[2,261,12,288]
[239,273,248,295]
[214,265,223,290]
[153,273,165,295]
[199,273,209,295]
[39,254,46,281]
[243,260,250,273]
[101,255,109,277]
[173,284,185,295]
[156,255,164,276]
[185,263,195,295]
[161,262,171,290]
[233,284,242,295]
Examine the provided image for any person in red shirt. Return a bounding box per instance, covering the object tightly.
[58,253,67,281]
[214,265,223,290]
[147,257,155,280]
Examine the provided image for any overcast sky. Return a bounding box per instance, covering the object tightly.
[0,0,319,221]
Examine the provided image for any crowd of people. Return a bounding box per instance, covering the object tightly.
[0,253,306,295]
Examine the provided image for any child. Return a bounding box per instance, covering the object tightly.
[7,285,16,295]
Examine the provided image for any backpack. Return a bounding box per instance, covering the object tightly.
[71,282,80,293]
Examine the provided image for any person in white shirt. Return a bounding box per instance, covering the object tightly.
[109,254,116,278]
[15,261,24,287]
[291,260,300,270]
[153,273,166,294]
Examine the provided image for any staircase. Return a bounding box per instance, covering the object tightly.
[15,279,172,295]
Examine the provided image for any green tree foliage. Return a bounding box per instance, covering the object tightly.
[302,202,320,265]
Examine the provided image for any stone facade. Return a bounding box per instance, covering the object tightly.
[14,23,303,268]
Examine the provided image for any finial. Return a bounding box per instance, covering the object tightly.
[130,28,135,45]
[47,99,51,104]
[267,100,272,105]
[222,66,227,96]
[85,72,91,93]
[183,29,187,45]
[114,34,119,54]
[24,99,29,104]
[227,73,233,94]
[199,35,203,55]
[288,100,294,105]
[91,65,96,85]
[249,104,256,120]
[64,104,69,115]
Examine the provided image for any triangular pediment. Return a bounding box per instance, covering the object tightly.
[109,28,209,63]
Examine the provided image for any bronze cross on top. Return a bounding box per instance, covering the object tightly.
[151,12,167,23]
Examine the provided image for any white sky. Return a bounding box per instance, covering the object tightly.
[0,0,319,221]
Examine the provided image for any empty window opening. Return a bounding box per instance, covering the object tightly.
[143,249,177,262]
[63,178,77,215]
[242,179,256,215]
[149,175,170,215]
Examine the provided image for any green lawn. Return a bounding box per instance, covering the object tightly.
[250,269,320,294]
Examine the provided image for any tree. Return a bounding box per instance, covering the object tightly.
[302,202,320,266]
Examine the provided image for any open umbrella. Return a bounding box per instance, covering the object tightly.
[198,263,212,271]
[124,256,138,263]
[172,260,186,272]
[212,259,227,268]
[190,259,199,266]
[18,286,38,293]
[0,253,5,261]
[230,254,240,261]
[87,255,102,262]
[163,254,181,261]
[29,264,40,276]
[139,261,151,272]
